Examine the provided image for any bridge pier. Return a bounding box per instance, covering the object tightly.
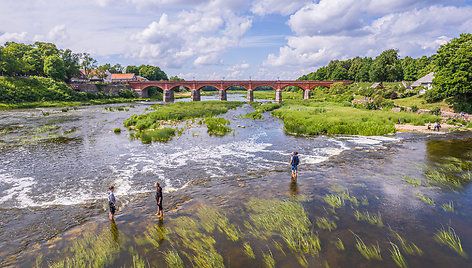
[275,89,282,103]
[163,89,174,103]
[303,89,311,99]
[135,89,148,98]
[219,89,227,101]
[191,89,201,101]
[247,90,254,102]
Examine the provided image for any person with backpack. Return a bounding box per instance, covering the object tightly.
[290,152,300,179]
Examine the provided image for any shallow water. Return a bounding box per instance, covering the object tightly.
[1,95,471,267]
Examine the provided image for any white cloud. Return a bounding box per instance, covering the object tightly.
[265,5,472,69]
[0,32,28,44]
[132,7,253,68]
[250,0,308,16]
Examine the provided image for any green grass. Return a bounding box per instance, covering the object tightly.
[335,238,344,251]
[393,94,450,111]
[390,230,423,256]
[402,176,422,187]
[46,229,121,268]
[245,198,321,266]
[441,201,455,212]
[124,101,242,142]
[271,101,439,136]
[124,101,242,128]
[316,217,337,231]
[164,249,185,268]
[354,210,384,227]
[353,233,382,261]
[243,242,255,259]
[242,102,283,119]
[389,242,407,268]
[434,225,467,258]
[263,251,275,268]
[324,194,344,208]
[140,128,176,143]
[202,117,232,136]
[416,193,435,206]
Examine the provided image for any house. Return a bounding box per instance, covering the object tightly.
[111,73,137,83]
[411,72,434,94]
[74,69,112,83]
[370,82,383,89]
[136,75,148,81]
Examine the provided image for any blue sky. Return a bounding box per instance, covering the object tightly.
[1,0,472,80]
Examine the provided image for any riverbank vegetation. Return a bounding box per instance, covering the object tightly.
[124,101,242,143]
[271,100,439,136]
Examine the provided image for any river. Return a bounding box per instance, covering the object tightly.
[1,94,471,267]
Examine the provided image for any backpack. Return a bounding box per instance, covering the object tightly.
[292,155,299,165]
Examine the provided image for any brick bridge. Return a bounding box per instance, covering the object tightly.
[128,80,351,103]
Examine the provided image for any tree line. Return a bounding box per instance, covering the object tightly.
[298,49,433,82]
[0,42,170,82]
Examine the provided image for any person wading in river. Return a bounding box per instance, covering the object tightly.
[155,182,163,218]
[290,152,300,181]
[108,186,116,221]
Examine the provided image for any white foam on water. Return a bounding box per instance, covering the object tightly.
[0,173,36,208]
[342,135,399,145]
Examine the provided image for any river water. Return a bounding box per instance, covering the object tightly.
[1,94,471,267]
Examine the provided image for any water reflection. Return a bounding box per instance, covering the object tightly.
[289,181,298,196]
[110,220,119,245]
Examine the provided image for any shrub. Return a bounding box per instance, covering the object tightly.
[113,128,121,134]
[411,105,419,112]
[424,88,443,103]
[430,107,441,116]
[118,89,137,98]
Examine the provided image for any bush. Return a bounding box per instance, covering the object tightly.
[430,107,441,116]
[424,88,443,103]
[113,128,121,134]
[118,89,137,98]
[411,105,419,112]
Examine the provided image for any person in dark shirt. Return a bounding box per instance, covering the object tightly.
[290,152,300,179]
[155,182,163,218]
[108,186,116,221]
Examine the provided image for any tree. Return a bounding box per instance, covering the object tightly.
[358,57,372,81]
[330,63,349,80]
[61,49,81,82]
[110,64,124,74]
[138,65,168,81]
[369,49,403,82]
[125,65,139,75]
[44,55,66,81]
[80,53,97,77]
[169,76,184,81]
[433,33,472,110]
[402,56,417,81]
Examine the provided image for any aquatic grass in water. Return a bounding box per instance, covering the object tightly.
[243,242,255,259]
[353,233,382,261]
[164,249,185,268]
[335,238,345,251]
[46,229,121,268]
[245,198,321,266]
[390,230,423,256]
[389,242,407,268]
[354,210,384,227]
[203,117,232,136]
[263,250,275,268]
[402,176,422,187]
[441,201,455,212]
[416,193,435,206]
[140,128,176,143]
[324,194,344,209]
[316,217,337,231]
[243,102,282,120]
[196,205,240,241]
[434,225,467,258]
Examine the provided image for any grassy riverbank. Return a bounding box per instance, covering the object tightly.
[271,101,440,136]
[0,76,144,110]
